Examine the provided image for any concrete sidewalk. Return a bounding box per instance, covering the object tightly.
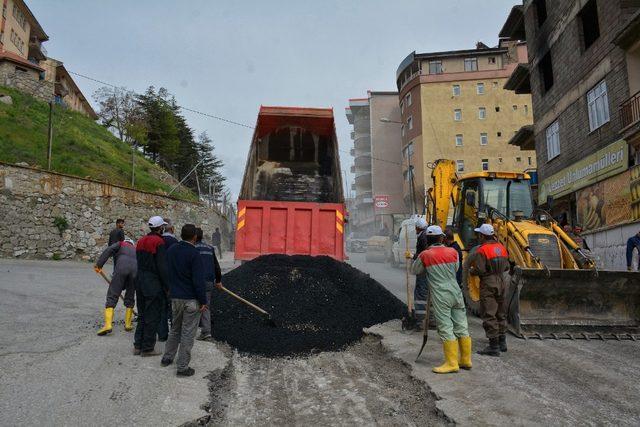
[0,259,230,426]
[368,319,640,426]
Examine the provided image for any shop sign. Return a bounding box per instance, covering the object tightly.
[538,139,628,205]
[374,195,389,210]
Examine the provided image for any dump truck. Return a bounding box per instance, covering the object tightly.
[425,159,640,340]
[235,106,345,261]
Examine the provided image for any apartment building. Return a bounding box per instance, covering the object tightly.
[0,0,48,61]
[346,91,406,235]
[395,41,536,212]
[41,58,98,119]
[501,1,640,270]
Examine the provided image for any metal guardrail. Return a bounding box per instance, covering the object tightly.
[621,90,640,130]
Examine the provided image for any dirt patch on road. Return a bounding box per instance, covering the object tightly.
[196,335,451,426]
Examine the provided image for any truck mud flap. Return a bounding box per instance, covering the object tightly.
[507,267,640,340]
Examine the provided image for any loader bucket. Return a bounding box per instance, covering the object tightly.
[507,267,640,340]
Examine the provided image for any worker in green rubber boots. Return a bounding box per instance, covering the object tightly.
[412,225,472,374]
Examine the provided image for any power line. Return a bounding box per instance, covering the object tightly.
[69,70,401,166]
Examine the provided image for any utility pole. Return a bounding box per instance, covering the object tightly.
[131,143,136,187]
[47,101,54,170]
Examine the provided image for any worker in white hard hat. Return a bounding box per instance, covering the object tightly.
[133,215,170,356]
[412,225,471,374]
[94,237,137,335]
[406,217,429,330]
[469,223,510,357]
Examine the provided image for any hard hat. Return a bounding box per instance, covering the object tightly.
[426,225,445,236]
[124,237,135,245]
[148,216,168,228]
[474,223,495,236]
[415,217,428,230]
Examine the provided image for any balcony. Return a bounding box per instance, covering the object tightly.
[354,136,371,150]
[350,165,355,173]
[621,90,640,131]
[350,131,356,140]
[350,148,355,156]
[354,155,372,169]
[28,37,47,61]
[355,172,372,188]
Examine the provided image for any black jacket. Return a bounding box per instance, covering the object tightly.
[108,228,125,246]
[135,232,169,296]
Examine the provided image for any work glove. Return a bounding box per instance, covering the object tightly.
[404,250,412,259]
[94,266,102,274]
[215,282,223,290]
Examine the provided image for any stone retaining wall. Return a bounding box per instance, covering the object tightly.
[0,163,230,260]
[0,63,54,103]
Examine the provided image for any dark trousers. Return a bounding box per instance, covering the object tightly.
[157,293,171,340]
[414,273,428,321]
[134,290,163,351]
[105,271,135,308]
[479,277,508,339]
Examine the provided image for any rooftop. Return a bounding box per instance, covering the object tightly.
[0,48,44,71]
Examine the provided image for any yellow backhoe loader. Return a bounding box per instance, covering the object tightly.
[425,159,640,340]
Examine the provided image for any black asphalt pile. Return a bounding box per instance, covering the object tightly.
[212,254,405,357]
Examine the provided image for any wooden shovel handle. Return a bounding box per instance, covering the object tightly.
[219,285,270,317]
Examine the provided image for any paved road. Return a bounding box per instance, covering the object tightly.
[347,251,408,301]
[0,257,233,426]
[349,251,640,426]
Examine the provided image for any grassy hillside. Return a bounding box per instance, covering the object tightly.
[0,86,194,200]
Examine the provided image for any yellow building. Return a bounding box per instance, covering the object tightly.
[395,42,536,210]
[1,0,48,61]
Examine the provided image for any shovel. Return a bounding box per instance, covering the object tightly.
[415,289,432,361]
[217,284,277,327]
[95,269,137,316]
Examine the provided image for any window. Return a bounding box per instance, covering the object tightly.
[579,0,600,50]
[539,51,554,93]
[401,124,405,137]
[476,83,485,95]
[497,131,502,137]
[456,160,465,172]
[9,29,24,54]
[492,81,498,89]
[516,157,522,162]
[12,4,27,31]
[454,109,462,121]
[464,58,478,71]
[399,100,404,114]
[499,157,503,164]
[429,60,443,74]
[403,142,414,160]
[405,92,412,106]
[512,105,518,111]
[546,121,560,161]
[455,134,463,147]
[495,106,500,112]
[407,115,413,130]
[478,107,486,120]
[524,104,529,115]
[488,57,496,64]
[452,85,461,96]
[587,80,610,131]
[528,156,532,166]
[534,0,547,28]
[482,159,489,171]
[480,133,488,146]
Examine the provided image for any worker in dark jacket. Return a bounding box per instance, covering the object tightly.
[469,223,510,357]
[406,217,429,331]
[212,227,222,259]
[133,216,169,356]
[108,219,125,247]
[158,222,179,341]
[161,224,209,377]
[94,238,137,336]
[445,227,463,286]
[195,227,222,341]
[627,231,640,271]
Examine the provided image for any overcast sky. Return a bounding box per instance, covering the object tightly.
[29,0,515,198]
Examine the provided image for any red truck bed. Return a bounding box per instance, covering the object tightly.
[235,106,345,261]
[235,200,345,261]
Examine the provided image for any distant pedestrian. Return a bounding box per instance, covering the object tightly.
[161,224,209,376]
[444,227,463,287]
[412,225,471,374]
[133,216,170,357]
[108,219,125,247]
[627,231,640,271]
[469,223,509,357]
[159,221,179,342]
[212,227,222,259]
[94,238,137,336]
[195,227,222,341]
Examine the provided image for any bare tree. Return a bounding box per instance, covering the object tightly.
[93,86,139,144]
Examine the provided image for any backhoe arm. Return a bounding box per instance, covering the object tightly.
[429,159,458,227]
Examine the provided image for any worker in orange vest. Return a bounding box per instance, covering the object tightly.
[469,224,510,357]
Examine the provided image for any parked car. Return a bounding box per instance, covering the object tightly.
[390,216,426,267]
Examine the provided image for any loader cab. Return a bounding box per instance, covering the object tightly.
[453,173,533,248]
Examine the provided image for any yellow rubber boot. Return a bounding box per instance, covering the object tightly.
[97,308,114,336]
[124,307,134,332]
[458,336,472,370]
[432,339,460,374]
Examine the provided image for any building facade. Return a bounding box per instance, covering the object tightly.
[42,58,98,119]
[346,92,406,235]
[502,1,640,270]
[395,41,536,213]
